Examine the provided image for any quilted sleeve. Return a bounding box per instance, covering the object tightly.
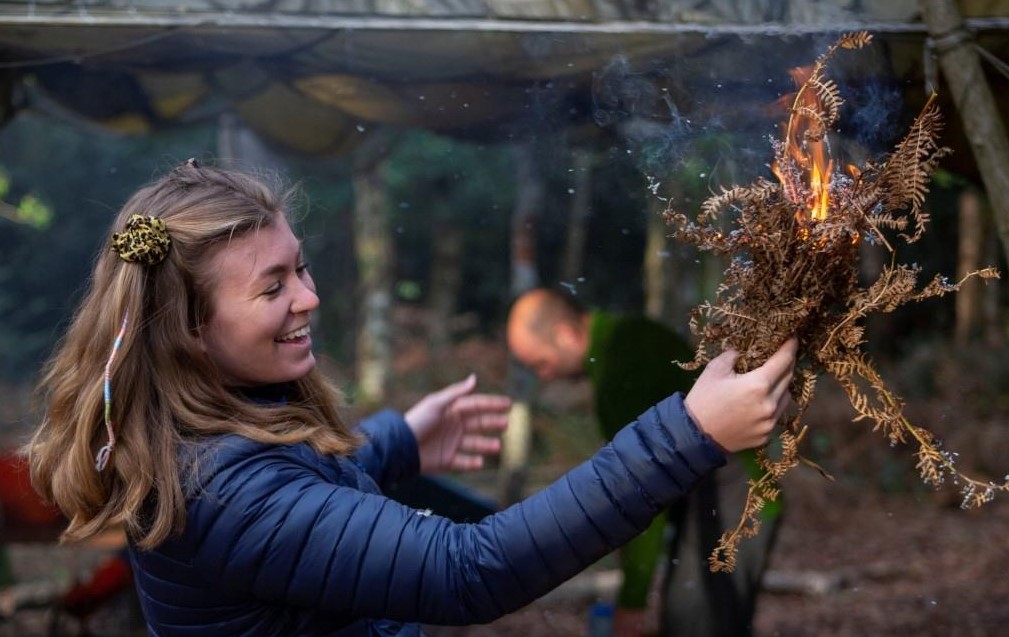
[190,392,724,626]
[352,408,421,489]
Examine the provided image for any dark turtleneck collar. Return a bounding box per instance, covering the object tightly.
[231,382,292,406]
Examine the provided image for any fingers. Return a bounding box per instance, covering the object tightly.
[765,339,799,415]
[706,347,740,377]
[458,434,502,454]
[452,393,512,412]
[450,453,485,471]
[429,376,513,419]
[748,338,798,444]
[685,336,799,454]
[771,390,793,423]
[432,373,477,405]
[756,337,798,387]
[736,337,797,406]
[446,435,503,473]
[448,394,512,430]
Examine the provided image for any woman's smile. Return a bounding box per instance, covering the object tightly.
[200,216,320,386]
[276,324,311,344]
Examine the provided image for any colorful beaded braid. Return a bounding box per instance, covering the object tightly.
[96,312,129,472]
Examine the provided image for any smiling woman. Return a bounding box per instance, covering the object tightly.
[29,159,365,550]
[25,158,796,637]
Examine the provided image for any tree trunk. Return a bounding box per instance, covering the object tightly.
[955,188,984,345]
[561,149,593,285]
[352,162,394,407]
[510,142,543,295]
[982,205,1003,346]
[0,71,15,129]
[428,221,463,356]
[499,141,544,505]
[920,0,1009,263]
[217,111,284,171]
[644,195,678,323]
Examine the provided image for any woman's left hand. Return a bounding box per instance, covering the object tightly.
[404,374,511,474]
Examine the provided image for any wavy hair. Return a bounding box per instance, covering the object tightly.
[28,162,360,549]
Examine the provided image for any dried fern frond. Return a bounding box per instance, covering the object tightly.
[837,31,874,49]
[664,32,1008,573]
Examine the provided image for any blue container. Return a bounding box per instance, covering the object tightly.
[587,601,614,637]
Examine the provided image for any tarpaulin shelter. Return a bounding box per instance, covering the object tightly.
[2,1,1009,166]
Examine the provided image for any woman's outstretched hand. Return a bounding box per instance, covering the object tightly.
[684,337,798,454]
[404,374,512,474]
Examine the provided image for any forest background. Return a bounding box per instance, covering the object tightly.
[3,2,1009,634]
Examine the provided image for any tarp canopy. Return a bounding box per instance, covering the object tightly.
[2,1,1009,159]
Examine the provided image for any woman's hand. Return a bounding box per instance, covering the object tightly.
[404,374,511,474]
[684,337,798,453]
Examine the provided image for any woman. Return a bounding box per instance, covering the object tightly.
[28,159,796,636]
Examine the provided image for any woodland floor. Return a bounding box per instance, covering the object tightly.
[3,329,1009,636]
[4,481,1008,636]
[436,478,1009,637]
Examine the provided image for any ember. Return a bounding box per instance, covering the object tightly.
[663,32,1006,573]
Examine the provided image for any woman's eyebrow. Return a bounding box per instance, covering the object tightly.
[254,263,287,282]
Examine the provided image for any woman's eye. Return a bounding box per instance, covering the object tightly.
[296,263,310,276]
[264,282,282,296]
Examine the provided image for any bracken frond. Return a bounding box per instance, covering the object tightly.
[794,367,818,406]
[663,33,1009,573]
[810,77,842,126]
[837,31,873,49]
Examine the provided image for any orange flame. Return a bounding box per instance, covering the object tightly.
[774,65,833,222]
[809,142,833,221]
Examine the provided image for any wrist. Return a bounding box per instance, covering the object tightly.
[682,399,728,456]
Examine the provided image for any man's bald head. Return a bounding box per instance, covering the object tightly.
[507,288,590,380]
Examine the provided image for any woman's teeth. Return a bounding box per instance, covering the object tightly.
[276,326,310,342]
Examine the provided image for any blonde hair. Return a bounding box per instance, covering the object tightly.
[28,162,360,549]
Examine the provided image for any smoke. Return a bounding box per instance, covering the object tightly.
[591,55,699,177]
[841,79,906,156]
[590,44,908,191]
[592,55,665,127]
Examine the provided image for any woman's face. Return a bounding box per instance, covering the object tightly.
[200,215,319,387]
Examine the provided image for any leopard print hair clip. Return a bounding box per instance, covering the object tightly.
[110,214,171,266]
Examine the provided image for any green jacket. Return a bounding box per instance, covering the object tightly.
[584,311,696,609]
[583,312,779,609]
[585,311,696,442]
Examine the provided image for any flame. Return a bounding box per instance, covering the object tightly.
[809,142,833,221]
[774,65,833,222]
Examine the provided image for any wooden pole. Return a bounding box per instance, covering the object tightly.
[920,0,1009,263]
[955,188,984,345]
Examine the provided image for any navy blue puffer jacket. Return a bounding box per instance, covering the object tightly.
[128,393,724,636]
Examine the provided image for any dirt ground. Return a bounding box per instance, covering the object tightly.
[7,466,1005,636]
[7,486,1008,633]
[3,333,1009,636]
[435,476,1009,637]
[428,336,1009,637]
[753,475,1009,636]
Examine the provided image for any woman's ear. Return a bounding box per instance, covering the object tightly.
[192,325,207,353]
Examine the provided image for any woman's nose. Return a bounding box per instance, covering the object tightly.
[292,276,320,313]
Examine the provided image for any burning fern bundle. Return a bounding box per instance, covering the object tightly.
[663,32,1006,573]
